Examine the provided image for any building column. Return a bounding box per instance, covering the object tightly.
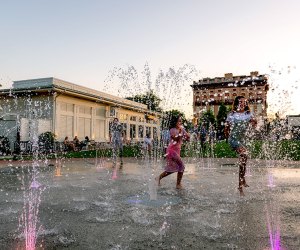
[105,106,110,141]
[126,116,130,141]
[55,102,61,140]
[91,107,95,140]
[135,123,139,141]
[73,104,77,137]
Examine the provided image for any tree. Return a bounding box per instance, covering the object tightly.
[126,90,162,112]
[216,103,229,140]
[216,103,229,126]
[161,110,190,130]
[200,110,216,128]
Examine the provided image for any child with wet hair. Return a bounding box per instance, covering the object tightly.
[224,96,257,196]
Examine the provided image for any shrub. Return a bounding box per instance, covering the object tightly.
[38,132,55,144]
[38,132,56,152]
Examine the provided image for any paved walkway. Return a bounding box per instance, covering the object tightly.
[0,157,299,249]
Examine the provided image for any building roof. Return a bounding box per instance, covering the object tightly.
[1,77,153,113]
[191,73,268,90]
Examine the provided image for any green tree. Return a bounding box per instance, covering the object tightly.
[126,90,162,112]
[161,110,189,130]
[200,110,216,128]
[216,103,229,140]
[216,103,229,126]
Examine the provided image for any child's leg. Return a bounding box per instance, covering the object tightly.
[157,171,172,185]
[237,147,248,189]
[176,172,184,189]
[112,144,117,161]
[170,153,185,188]
[239,152,248,186]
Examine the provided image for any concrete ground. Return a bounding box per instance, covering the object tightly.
[0,157,299,250]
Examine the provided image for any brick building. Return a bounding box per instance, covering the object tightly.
[191,71,269,119]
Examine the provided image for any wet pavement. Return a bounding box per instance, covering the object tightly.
[0,157,299,250]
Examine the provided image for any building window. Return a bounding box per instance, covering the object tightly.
[79,106,85,114]
[95,119,105,139]
[60,115,73,139]
[85,107,91,115]
[110,107,116,117]
[153,127,158,139]
[61,103,67,112]
[66,104,73,112]
[138,125,144,138]
[130,124,136,139]
[130,116,137,121]
[78,117,91,139]
[119,113,128,121]
[146,126,151,137]
[96,107,106,117]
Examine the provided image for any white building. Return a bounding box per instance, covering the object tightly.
[0,78,160,150]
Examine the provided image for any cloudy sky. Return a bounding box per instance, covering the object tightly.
[0,0,299,117]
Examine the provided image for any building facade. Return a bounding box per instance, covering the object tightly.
[191,71,269,119]
[0,78,160,150]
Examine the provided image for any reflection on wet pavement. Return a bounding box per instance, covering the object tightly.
[0,158,299,249]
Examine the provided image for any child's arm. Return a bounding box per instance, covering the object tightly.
[170,128,182,142]
[182,129,190,141]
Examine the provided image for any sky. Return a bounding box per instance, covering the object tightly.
[0,0,299,117]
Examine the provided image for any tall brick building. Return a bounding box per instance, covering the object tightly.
[191,71,269,120]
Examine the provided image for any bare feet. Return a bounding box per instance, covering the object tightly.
[176,184,184,189]
[238,187,245,196]
[155,177,161,186]
[242,178,249,187]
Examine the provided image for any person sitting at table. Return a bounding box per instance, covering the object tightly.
[64,136,75,151]
[73,136,80,149]
[80,136,91,150]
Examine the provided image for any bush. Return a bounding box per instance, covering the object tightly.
[10,139,300,161]
[38,132,55,144]
[38,132,56,152]
[181,140,300,160]
[0,136,11,155]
